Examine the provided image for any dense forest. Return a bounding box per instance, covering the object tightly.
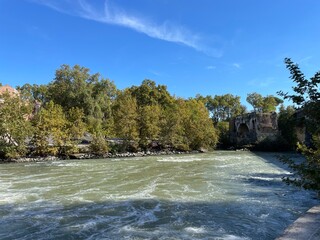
[0,63,288,159]
[0,58,319,192]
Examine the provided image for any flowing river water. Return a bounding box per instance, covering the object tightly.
[0,151,318,239]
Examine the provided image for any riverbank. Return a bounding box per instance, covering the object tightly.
[276,205,320,240]
[0,147,296,164]
[0,149,203,163]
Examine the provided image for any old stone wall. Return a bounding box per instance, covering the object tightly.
[230,112,278,146]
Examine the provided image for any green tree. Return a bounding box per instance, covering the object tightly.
[278,58,320,134]
[262,95,283,112]
[282,139,320,194]
[92,78,117,135]
[89,134,109,156]
[66,107,86,141]
[278,58,320,194]
[47,64,117,136]
[31,101,68,156]
[216,121,231,148]
[112,91,139,150]
[247,93,282,112]
[0,93,33,158]
[129,79,174,108]
[17,83,48,103]
[246,92,264,112]
[278,105,297,149]
[48,65,93,112]
[138,104,161,149]
[180,99,218,150]
[196,94,245,148]
[159,100,184,149]
[125,80,176,149]
[199,94,246,123]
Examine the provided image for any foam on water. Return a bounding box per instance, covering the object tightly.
[0,151,319,239]
[157,157,204,162]
[221,235,251,240]
[184,226,207,234]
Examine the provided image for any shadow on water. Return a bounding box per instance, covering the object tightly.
[251,151,296,171]
[0,152,318,240]
[238,152,307,198]
[0,199,298,240]
[1,195,318,240]
[241,172,286,187]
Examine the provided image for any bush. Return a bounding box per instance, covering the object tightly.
[89,135,109,156]
[280,136,320,196]
[216,121,232,149]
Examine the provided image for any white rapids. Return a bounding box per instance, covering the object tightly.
[0,151,318,239]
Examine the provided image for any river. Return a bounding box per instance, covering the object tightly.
[0,151,318,239]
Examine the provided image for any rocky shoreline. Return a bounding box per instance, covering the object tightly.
[0,150,203,163]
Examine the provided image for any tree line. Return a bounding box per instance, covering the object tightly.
[1,58,319,194]
[1,65,221,158]
[0,60,312,159]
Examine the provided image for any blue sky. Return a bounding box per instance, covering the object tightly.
[1,0,320,109]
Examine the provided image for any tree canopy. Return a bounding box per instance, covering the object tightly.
[47,64,117,133]
[197,94,246,123]
[278,58,320,133]
[246,92,283,113]
[278,58,320,194]
[1,65,222,157]
[0,93,32,158]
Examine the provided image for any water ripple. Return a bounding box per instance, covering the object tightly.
[0,152,318,239]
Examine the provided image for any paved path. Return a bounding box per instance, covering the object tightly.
[276,205,320,240]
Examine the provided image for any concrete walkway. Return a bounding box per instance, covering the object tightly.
[276,205,320,240]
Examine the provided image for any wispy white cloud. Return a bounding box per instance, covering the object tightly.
[31,0,222,57]
[248,77,275,88]
[297,56,314,69]
[149,70,161,76]
[298,56,312,64]
[206,65,216,70]
[232,63,241,69]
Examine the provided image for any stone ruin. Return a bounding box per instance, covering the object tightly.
[229,112,279,146]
